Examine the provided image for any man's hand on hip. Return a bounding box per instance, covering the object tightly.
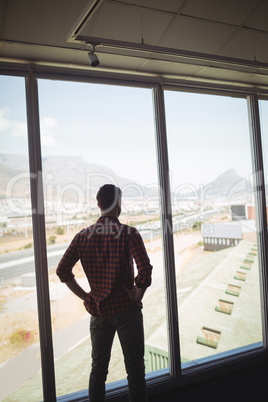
[123,285,147,303]
[65,278,89,301]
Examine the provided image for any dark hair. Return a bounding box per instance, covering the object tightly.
[96,184,122,212]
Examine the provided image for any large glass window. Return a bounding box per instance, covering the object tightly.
[0,76,42,401]
[164,91,263,365]
[1,70,267,401]
[35,80,168,398]
[259,100,268,210]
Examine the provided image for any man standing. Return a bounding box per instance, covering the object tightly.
[56,184,153,402]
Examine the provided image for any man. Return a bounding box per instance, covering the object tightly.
[56,184,153,402]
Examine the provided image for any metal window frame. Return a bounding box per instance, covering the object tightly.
[2,61,268,99]
[25,74,56,402]
[1,62,268,401]
[152,87,181,379]
[247,95,268,350]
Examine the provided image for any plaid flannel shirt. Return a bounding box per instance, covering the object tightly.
[56,216,153,318]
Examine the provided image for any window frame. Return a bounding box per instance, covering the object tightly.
[1,62,268,401]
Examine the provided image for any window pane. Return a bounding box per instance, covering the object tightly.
[164,91,263,366]
[36,80,168,398]
[259,99,268,202]
[0,76,42,401]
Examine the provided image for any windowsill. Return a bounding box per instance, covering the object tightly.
[181,341,264,374]
[56,342,266,401]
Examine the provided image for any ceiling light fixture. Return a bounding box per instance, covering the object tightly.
[88,44,99,67]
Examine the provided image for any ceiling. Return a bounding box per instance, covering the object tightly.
[1,0,268,90]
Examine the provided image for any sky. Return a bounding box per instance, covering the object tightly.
[1,75,268,191]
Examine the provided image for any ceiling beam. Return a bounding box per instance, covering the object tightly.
[75,35,268,73]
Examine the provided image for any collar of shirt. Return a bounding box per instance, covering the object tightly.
[97,216,120,224]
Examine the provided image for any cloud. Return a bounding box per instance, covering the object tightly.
[40,117,58,147]
[0,108,27,137]
[0,108,59,148]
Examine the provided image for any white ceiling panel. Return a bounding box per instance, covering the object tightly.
[79,1,176,45]
[0,41,82,66]
[140,9,175,45]
[245,0,268,32]
[242,73,268,87]
[194,65,258,83]
[219,29,260,62]
[145,0,184,13]
[94,51,148,70]
[116,0,184,13]
[216,32,268,66]
[159,15,236,54]
[254,32,268,63]
[136,59,205,76]
[3,0,88,46]
[181,0,256,26]
[80,2,144,42]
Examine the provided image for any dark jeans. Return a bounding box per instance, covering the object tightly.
[88,305,147,402]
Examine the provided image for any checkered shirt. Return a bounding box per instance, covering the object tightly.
[56,216,153,318]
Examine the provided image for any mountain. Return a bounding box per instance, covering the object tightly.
[0,157,30,198]
[203,168,252,197]
[0,154,154,200]
[0,154,252,202]
[0,154,29,172]
[176,168,253,201]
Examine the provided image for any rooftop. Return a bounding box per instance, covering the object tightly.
[201,222,243,239]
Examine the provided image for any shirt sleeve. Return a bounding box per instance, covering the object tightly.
[56,233,80,283]
[128,228,153,288]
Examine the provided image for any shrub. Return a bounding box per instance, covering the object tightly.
[9,330,34,348]
[47,235,56,245]
[192,221,203,231]
[21,242,33,249]
[55,226,64,235]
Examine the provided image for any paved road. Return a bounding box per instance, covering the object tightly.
[0,210,223,283]
[0,243,69,283]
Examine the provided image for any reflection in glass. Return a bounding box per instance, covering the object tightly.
[259,100,268,213]
[165,91,263,365]
[0,76,42,401]
[37,80,168,398]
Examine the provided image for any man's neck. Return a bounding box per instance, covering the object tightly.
[100,212,118,218]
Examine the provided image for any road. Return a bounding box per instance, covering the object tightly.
[0,243,68,283]
[0,210,223,283]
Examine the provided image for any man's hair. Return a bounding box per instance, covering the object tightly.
[96,184,122,212]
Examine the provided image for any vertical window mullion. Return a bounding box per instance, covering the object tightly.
[25,75,56,401]
[247,95,268,349]
[152,86,181,378]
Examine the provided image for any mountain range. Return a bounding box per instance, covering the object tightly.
[0,154,153,199]
[0,153,252,200]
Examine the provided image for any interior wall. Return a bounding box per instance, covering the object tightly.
[149,360,268,401]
